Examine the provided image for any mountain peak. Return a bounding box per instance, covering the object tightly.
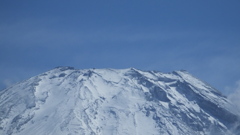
[54,66,75,71]
[0,68,239,135]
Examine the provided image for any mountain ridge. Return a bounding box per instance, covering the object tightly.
[0,67,239,135]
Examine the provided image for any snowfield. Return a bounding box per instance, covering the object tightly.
[0,67,239,135]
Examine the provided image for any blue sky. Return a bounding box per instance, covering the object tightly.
[0,0,240,95]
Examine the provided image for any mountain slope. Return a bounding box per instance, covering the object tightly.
[0,67,239,135]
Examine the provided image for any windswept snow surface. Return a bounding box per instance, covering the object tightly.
[0,67,240,135]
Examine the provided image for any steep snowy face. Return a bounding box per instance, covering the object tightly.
[0,67,239,135]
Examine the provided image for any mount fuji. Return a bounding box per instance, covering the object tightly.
[0,67,239,135]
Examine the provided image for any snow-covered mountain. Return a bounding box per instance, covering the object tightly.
[0,67,239,135]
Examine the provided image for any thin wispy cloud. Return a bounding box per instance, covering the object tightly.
[228,80,240,112]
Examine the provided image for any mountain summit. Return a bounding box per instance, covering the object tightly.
[0,67,239,135]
